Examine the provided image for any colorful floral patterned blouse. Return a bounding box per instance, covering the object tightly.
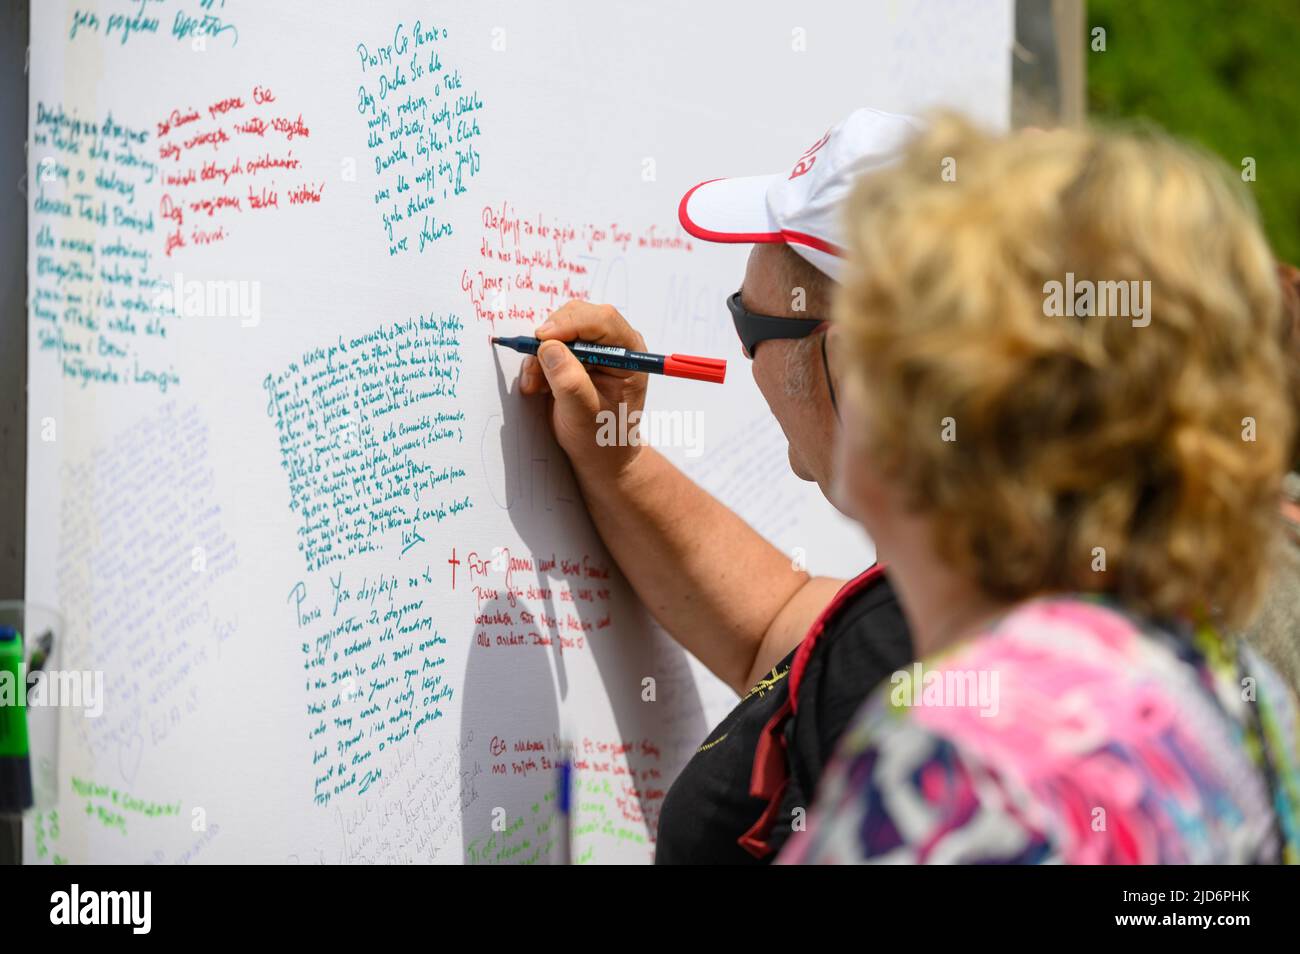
[779,597,1300,864]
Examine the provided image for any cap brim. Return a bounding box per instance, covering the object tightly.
[678,175,784,244]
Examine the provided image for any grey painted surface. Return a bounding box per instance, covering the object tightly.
[0,0,27,866]
[1,1,26,602]
[1014,0,1078,127]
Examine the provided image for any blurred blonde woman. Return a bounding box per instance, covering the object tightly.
[782,118,1300,864]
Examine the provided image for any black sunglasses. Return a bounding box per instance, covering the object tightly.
[726,291,827,359]
[726,291,838,414]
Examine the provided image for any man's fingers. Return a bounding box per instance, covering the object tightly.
[535,301,646,351]
[519,355,537,393]
[518,355,550,395]
[536,340,601,417]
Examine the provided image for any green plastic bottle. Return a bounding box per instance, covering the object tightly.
[0,626,32,812]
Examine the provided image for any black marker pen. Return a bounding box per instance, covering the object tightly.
[491,335,726,384]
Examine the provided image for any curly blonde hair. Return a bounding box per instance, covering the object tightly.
[837,116,1293,626]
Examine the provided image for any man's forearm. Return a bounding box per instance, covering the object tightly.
[575,446,821,693]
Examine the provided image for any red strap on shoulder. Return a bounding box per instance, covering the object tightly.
[788,564,888,715]
[736,563,888,858]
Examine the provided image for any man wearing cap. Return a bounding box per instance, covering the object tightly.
[517,109,917,863]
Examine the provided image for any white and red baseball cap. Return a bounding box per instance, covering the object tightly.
[677,107,922,282]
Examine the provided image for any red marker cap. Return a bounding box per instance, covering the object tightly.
[663,353,726,384]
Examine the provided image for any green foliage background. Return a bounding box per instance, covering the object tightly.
[1087,0,1300,263]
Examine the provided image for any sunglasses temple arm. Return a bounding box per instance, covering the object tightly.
[821,332,839,420]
